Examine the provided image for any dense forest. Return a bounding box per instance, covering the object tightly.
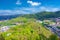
[22,11,60,20]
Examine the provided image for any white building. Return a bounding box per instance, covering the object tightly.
[0,26,10,32]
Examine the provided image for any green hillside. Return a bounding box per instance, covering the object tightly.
[0,17,58,40]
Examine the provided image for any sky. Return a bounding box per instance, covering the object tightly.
[0,0,60,15]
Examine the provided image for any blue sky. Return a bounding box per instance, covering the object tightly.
[0,0,60,15]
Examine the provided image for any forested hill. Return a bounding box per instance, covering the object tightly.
[0,11,60,20]
[22,11,60,20]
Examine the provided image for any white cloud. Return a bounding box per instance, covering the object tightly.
[20,7,40,13]
[27,1,41,6]
[52,8,59,12]
[0,7,40,15]
[39,6,60,12]
[0,7,60,15]
[45,8,59,12]
[40,6,47,11]
[16,0,21,5]
[0,9,31,15]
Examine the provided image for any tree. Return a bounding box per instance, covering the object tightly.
[49,34,58,40]
[0,34,5,40]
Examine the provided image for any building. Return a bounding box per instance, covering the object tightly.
[0,26,9,32]
[54,17,60,26]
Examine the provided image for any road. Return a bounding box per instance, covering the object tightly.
[44,24,60,37]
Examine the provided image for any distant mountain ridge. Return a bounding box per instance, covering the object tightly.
[0,11,60,20]
[22,11,60,20]
[0,14,22,20]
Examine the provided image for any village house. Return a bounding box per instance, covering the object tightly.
[0,26,10,32]
[55,17,60,26]
[47,17,60,26]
